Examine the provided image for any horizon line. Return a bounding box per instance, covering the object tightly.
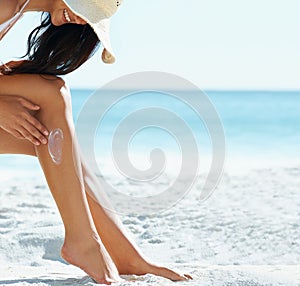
[69,87,300,93]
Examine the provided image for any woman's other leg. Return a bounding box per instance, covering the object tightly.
[0,129,188,281]
[82,161,190,281]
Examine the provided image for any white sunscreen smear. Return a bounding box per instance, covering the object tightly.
[48,128,64,165]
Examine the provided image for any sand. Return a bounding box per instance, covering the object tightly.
[0,162,300,285]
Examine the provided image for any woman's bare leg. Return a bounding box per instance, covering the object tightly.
[0,74,120,284]
[82,162,190,281]
[0,128,189,281]
[0,74,190,281]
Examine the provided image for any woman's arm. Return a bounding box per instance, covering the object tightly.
[0,0,18,25]
[0,61,49,146]
[0,94,49,146]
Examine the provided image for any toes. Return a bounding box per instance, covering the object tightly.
[122,261,193,282]
[151,266,188,281]
[184,273,193,280]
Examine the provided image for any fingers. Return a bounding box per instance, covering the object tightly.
[19,97,50,144]
[10,130,24,140]
[16,109,49,145]
[5,124,46,146]
[17,126,43,146]
[0,95,49,145]
[19,97,40,111]
[25,113,49,136]
[22,120,48,145]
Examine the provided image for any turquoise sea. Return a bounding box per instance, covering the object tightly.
[1,90,300,285]
[0,90,300,178]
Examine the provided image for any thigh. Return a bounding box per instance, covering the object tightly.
[0,73,68,108]
[0,73,67,155]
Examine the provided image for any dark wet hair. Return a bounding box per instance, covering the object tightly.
[4,13,100,75]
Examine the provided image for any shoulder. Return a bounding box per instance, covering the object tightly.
[0,0,18,25]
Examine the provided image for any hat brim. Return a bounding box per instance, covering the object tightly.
[62,0,116,63]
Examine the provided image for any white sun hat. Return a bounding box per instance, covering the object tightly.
[62,0,122,64]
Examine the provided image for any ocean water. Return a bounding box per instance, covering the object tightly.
[1,90,300,285]
[1,89,299,178]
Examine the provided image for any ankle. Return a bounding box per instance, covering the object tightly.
[65,229,99,244]
[62,231,99,255]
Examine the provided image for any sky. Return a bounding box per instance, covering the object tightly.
[0,0,300,90]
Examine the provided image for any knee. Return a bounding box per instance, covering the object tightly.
[0,73,72,116]
[39,76,72,113]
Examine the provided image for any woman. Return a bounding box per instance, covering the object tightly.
[0,0,191,284]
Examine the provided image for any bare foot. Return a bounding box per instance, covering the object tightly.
[61,234,122,284]
[118,258,193,281]
[145,263,193,281]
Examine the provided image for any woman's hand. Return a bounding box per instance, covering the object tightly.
[0,95,49,146]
